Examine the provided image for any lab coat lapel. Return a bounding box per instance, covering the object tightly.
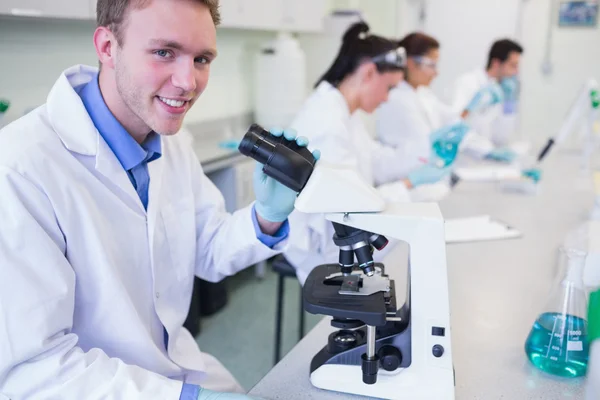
[48,65,145,214]
[95,135,146,213]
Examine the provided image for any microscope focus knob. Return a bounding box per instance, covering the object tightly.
[377,345,402,371]
[432,344,445,358]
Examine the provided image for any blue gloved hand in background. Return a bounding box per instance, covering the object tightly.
[522,168,542,183]
[485,148,517,163]
[197,387,261,399]
[430,121,470,167]
[500,76,520,101]
[500,76,520,114]
[253,128,320,222]
[465,83,504,113]
[407,164,453,188]
[430,121,470,145]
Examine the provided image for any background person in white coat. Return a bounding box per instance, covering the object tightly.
[376,32,515,168]
[452,38,524,161]
[284,22,452,284]
[0,1,319,399]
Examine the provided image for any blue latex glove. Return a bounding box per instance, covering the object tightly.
[522,168,542,183]
[485,148,517,163]
[253,128,320,222]
[429,121,470,145]
[465,83,504,113]
[500,76,520,114]
[407,164,453,188]
[500,76,520,101]
[197,388,260,399]
[218,139,241,150]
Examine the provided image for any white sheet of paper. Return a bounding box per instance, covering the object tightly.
[445,215,521,243]
[454,166,522,182]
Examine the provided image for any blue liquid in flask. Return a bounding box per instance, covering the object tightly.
[432,140,459,167]
[524,312,589,377]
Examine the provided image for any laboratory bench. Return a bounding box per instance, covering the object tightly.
[249,150,596,400]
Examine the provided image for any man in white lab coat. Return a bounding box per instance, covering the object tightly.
[452,39,524,158]
[0,1,318,399]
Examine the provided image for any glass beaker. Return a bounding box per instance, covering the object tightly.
[431,139,459,167]
[524,247,589,378]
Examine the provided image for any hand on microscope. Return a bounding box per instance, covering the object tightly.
[253,127,321,224]
[197,388,262,400]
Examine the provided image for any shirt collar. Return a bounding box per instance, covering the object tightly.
[78,73,162,171]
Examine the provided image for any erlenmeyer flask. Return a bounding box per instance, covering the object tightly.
[524,247,589,377]
[431,139,459,167]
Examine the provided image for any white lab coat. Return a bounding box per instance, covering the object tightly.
[0,65,284,399]
[376,81,495,161]
[452,68,517,147]
[285,81,410,284]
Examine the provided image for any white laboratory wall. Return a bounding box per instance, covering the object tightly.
[0,18,98,123]
[0,17,274,125]
[398,0,600,144]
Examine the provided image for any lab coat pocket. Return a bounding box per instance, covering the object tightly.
[161,196,196,284]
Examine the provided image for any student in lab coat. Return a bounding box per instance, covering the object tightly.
[285,22,452,284]
[452,39,524,160]
[376,32,513,166]
[0,1,319,399]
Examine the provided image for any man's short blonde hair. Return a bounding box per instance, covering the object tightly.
[96,0,220,44]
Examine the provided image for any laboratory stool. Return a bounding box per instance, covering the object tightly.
[272,254,305,365]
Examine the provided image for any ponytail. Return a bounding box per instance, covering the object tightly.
[316,22,402,88]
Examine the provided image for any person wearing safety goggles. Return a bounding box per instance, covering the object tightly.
[376,33,521,182]
[282,22,453,285]
[452,39,524,162]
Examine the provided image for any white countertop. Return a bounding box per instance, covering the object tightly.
[191,136,245,174]
[249,151,596,399]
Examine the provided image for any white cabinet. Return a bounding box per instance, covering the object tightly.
[220,0,283,30]
[282,0,327,32]
[0,0,92,20]
[220,0,325,32]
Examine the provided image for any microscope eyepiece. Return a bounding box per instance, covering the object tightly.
[238,123,317,192]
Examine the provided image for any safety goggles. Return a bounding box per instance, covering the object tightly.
[371,47,407,70]
[412,55,438,70]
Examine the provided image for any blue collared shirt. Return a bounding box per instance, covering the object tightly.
[78,73,288,399]
[79,75,161,210]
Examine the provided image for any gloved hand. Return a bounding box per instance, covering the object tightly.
[465,83,504,113]
[253,128,320,222]
[429,121,470,167]
[429,121,470,145]
[500,76,520,101]
[197,387,261,399]
[407,164,453,188]
[522,168,542,183]
[485,148,517,163]
[500,76,520,114]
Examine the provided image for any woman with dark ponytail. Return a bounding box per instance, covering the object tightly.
[284,23,453,285]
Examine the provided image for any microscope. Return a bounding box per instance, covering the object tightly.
[239,124,455,400]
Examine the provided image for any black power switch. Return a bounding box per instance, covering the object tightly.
[432,326,445,337]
